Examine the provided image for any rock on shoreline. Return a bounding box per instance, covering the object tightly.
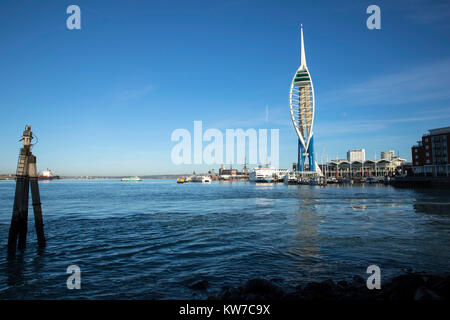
[208,272,450,300]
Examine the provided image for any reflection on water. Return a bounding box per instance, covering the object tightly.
[6,255,25,288]
[291,198,321,260]
[412,189,450,215]
[414,202,450,214]
[0,180,449,299]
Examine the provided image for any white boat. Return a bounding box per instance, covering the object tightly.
[191,175,211,183]
[284,172,298,184]
[121,176,141,181]
[327,177,338,184]
[249,166,275,183]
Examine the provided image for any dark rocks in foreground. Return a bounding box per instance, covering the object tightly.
[209,273,450,300]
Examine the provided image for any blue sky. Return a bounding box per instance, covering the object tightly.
[1,0,450,175]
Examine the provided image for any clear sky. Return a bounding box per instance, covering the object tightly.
[1,0,450,175]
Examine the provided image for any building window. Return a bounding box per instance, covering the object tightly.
[426,152,430,156]
[426,159,430,164]
[425,145,429,150]
[425,138,429,142]
[415,155,418,159]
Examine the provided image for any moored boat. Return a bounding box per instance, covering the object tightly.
[364,177,378,184]
[249,166,275,183]
[284,172,299,184]
[191,175,211,183]
[339,177,353,184]
[327,177,338,184]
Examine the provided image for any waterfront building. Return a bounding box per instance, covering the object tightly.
[411,126,450,177]
[347,149,366,162]
[320,158,406,178]
[391,156,407,168]
[217,164,250,180]
[381,150,395,161]
[289,25,317,172]
[380,150,406,168]
[219,164,238,177]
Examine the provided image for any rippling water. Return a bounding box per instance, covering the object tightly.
[0,179,449,299]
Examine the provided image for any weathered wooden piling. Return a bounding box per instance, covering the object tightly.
[29,155,46,247]
[8,125,46,255]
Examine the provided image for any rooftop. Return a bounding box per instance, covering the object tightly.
[428,126,450,135]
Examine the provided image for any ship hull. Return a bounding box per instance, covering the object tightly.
[38,176,55,181]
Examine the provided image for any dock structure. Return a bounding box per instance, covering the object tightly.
[8,125,46,255]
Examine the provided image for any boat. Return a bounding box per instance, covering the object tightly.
[364,177,378,184]
[121,176,141,181]
[327,177,338,184]
[38,169,59,181]
[177,177,185,184]
[284,172,299,184]
[249,166,275,183]
[339,177,353,184]
[191,175,211,183]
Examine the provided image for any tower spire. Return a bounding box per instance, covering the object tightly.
[300,24,307,68]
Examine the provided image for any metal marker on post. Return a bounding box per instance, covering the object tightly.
[8,125,46,255]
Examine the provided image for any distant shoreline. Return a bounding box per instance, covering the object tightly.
[0,175,188,180]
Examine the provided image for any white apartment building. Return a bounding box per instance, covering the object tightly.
[347,149,366,162]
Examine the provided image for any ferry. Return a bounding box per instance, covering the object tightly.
[191,175,211,183]
[38,169,59,181]
[249,166,275,183]
[121,176,142,181]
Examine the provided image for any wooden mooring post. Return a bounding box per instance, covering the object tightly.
[8,125,46,255]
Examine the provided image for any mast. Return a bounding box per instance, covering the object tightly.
[300,24,307,68]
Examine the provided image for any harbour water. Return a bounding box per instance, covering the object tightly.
[0,179,449,299]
